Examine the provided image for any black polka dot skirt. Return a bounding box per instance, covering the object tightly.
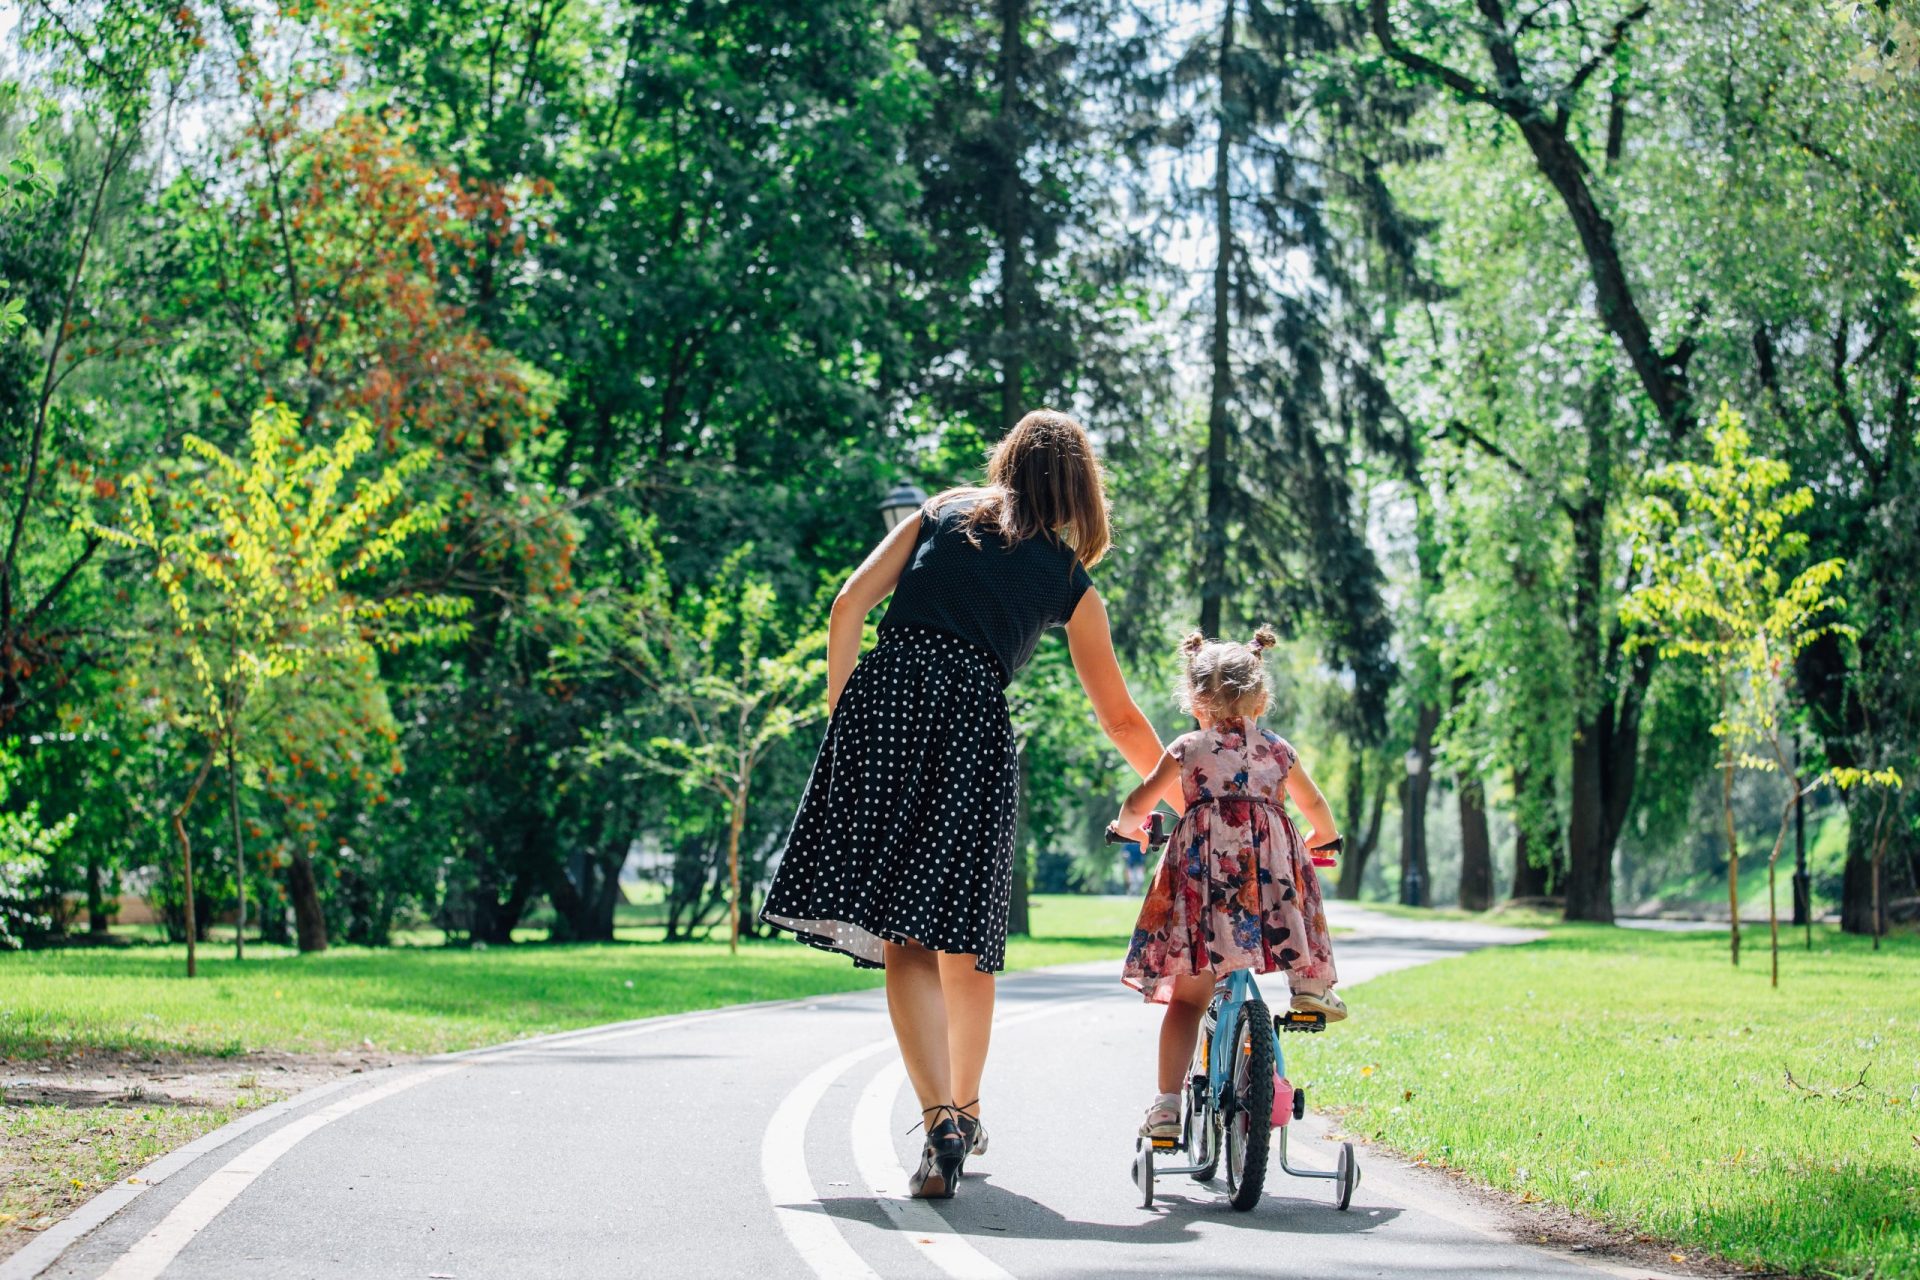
[760,626,1019,973]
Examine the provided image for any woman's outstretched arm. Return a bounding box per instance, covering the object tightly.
[826,513,923,712]
[1065,589,1182,813]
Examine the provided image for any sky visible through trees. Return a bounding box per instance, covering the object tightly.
[0,0,1914,959]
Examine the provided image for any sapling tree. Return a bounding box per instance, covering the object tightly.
[564,518,828,954]
[1622,403,1899,982]
[81,403,469,975]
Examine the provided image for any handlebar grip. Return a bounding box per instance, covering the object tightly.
[1106,811,1171,849]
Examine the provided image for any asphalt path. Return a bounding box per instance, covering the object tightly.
[13,905,1684,1280]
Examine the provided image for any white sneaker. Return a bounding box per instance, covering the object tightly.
[1290,989,1348,1022]
[1139,1093,1182,1139]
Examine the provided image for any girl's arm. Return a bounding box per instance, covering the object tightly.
[1064,589,1182,811]
[1283,757,1340,848]
[825,513,923,712]
[1115,750,1182,840]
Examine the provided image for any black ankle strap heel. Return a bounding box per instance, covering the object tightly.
[909,1105,966,1199]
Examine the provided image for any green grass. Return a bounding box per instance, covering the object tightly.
[1307,924,1920,1280]
[1,1093,281,1241]
[0,894,1142,1061]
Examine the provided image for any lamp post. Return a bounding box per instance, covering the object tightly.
[878,483,928,532]
[1400,748,1427,907]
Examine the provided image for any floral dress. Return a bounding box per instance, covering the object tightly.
[1121,719,1338,1003]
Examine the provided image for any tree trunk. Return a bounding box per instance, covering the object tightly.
[1838,791,1881,934]
[172,746,216,978]
[1399,702,1437,906]
[1510,760,1561,899]
[227,734,246,960]
[1457,777,1493,911]
[86,851,110,936]
[1199,0,1237,639]
[1337,748,1385,900]
[1722,732,1740,966]
[727,788,746,955]
[286,848,329,953]
[995,0,1027,433]
[1564,720,1614,922]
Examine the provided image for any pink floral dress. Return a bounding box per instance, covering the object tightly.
[1121,719,1338,1003]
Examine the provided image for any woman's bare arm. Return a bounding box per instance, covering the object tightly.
[1283,757,1339,847]
[825,514,922,712]
[1065,588,1182,812]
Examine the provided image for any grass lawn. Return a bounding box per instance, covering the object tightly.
[1307,923,1920,1280]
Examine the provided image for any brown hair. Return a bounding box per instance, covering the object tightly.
[927,409,1112,567]
[1180,625,1279,722]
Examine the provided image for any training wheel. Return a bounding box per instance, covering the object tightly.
[1132,1140,1156,1208]
[1335,1141,1359,1211]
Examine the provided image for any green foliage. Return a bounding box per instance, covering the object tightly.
[80,403,470,738]
[1623,403,1850,758]
[0,741,74,948]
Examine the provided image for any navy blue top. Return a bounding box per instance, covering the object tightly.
[879,499,1094,686]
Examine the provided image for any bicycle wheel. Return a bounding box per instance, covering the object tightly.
[1223,1001,1274,1211]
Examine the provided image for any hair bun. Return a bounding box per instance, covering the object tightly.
[1249,625,1278,654]
[1181,630,1208,656]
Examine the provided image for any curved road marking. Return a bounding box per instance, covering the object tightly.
[99,1064,465,1280]
[851,1058,1012,1280]
[761,1040,894,1280]
[70,1003,771,1280]
[763,995,1088,1280]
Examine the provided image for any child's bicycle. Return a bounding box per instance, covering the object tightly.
[1107,812,1360,1213]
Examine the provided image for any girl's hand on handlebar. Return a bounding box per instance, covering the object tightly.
[1111,808,1148,843]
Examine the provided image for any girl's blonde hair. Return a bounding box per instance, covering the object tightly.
[1180,626,1279,722]
[927,409,1112,567]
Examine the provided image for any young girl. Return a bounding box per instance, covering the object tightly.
[1113,627,1344,1139]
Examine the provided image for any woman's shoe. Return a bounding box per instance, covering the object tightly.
[955,1099,988,1165]
[909,1105,966,1199]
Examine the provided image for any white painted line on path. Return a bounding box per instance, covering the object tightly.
[761,1040,895,1280]
[850,1058,1013,1280]
[97,1063,465,1280]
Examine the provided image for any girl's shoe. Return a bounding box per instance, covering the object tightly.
[909,1105,967,1199]
[1139,1092,1182,1140]
[1290,989,1348,1022]
[955,1099,988,1161]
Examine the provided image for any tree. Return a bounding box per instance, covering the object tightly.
[81,402,469,972]
[0,737,73,947]
[1623,404,1894,976]
[566,526,827,955]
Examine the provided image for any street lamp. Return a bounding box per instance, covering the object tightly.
[878,483,928,532]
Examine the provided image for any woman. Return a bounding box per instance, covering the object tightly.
[761,410,1167,1199]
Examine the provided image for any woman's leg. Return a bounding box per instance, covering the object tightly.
[1156,972,1215,1094]
[884,939,953,1111]
[937,952,995,1119]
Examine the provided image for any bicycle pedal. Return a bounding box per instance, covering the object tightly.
[1150,1136,1178,1151]
[1276,1010,1327,1033]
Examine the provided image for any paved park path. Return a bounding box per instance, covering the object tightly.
[10,905,1685,1280]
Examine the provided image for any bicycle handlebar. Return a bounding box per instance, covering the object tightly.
[1105,811,1170,849]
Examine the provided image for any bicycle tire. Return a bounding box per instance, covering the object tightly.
[1223,1000,1274,1211]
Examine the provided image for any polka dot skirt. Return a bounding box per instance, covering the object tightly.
[760,626,1020,973]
